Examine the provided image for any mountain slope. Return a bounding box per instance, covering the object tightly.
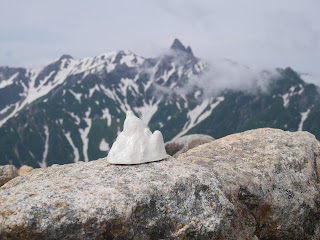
[0,39,319,168]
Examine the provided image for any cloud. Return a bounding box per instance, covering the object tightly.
[189,59,280,97]
[153,0,320,78]
[147,49,280,100]
[154,0,213,29]
[300,73,320,87]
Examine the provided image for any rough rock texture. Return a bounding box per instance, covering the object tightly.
[0,157,243,239]
[0,165,18,187]
[165,134,214,157]
[18,165,34,177]
[1,128,320,239]
[179,128,320,239]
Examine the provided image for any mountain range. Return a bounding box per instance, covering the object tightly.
[0,39,319,168]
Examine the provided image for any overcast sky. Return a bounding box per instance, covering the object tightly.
[0,0,319,81]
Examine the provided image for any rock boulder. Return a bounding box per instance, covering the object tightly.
[0,165,18,187]
[18,165,34,177]
[0,157,242,239]
[179,128,320,239]
[165,134,214,157]
[0,128,320,239]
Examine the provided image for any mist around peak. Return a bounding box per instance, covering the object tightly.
[146,44,281,101]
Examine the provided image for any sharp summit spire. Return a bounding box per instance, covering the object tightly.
[170,38,194,56]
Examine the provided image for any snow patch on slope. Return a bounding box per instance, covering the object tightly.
[100,85,116,101]
[194,61,206,73]
[69,90,82,102]
[133,99,160,125]
[120,51,144,67]
[79,108,92,162]
[0,58,80,127]
[0,69,39,127]
[0,72,19,89]
[119,78,139,97]
[65,132,80,163]
[0,104,14,115]
[281,85,304,108]
[298,84,304,95]
[143,78,153,92]
[142,61,159,92]
[162,63,176,84]
[282,93,290,108]
[36,71,55,89]
[174,96,224,139]
[102,108,112,126]
[38,125,49,168]
[68,111,81,125]
[298,108,311,131]
[70,51,145,76]
[110,89,131,113]
[194,90,201,99]
[26,58,77,104]
[0,49,146,127]
[89,85,100,98]
[99,138,110,152]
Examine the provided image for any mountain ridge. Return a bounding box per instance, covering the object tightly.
[0,39,319,168]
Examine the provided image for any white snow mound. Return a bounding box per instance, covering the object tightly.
[107,111,168,164]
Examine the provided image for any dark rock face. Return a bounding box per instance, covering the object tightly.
[165,134,214,157]
[0,128,320,239]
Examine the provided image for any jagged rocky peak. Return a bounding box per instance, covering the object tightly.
[59,54,73,61]
[170,38,194,56]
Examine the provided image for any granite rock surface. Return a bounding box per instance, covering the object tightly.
[179,128,320,239]
[18,165,34,177]
[0,165,18,187]
[165,134,214,157]
[0,157,240,239]
[1,128,320,239]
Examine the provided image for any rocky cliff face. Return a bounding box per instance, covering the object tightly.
[0,128,320,239]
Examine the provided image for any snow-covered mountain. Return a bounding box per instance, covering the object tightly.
[0,39,319,168]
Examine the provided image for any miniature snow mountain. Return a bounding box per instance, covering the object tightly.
[107,111,168,164]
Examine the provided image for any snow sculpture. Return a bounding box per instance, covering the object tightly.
[107,111,168,164]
